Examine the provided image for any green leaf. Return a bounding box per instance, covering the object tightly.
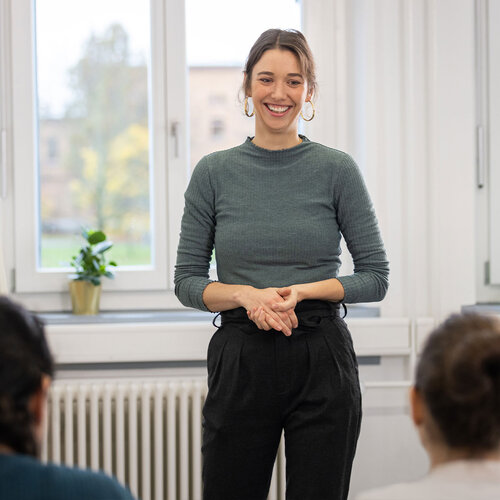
[88,230,106,245]
[93,241,112,254]
[108,261,117,267]
[90,276,101,286]
[69,228,117,281]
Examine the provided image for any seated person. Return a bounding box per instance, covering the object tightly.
[0,296,136,500]
[357,313,500,500]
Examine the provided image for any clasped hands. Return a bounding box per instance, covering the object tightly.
[244,286,299,336]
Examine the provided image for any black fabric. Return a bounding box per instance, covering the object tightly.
[202,300,362,500]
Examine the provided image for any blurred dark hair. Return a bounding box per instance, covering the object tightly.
[416,313,500,452]
[0,296,54,456]
[243,29,317,99]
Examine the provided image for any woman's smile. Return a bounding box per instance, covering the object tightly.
[265,103,293,116]
[248,48,310,148]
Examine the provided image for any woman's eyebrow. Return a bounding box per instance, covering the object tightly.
[256,71,303,78]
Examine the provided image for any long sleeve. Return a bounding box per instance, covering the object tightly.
[174,138,388,310]
[174,157,216,311]
[334,154,389,303]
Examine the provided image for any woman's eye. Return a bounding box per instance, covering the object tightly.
[289,80,302,86]
[259,78,271,83]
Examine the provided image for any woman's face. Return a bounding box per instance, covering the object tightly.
[248,48,310,138]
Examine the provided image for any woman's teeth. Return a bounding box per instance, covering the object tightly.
[267,104,289,113]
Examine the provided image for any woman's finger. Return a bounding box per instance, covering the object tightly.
[272,300,294,312]
[263,309,283,332]
[248,306,292,335]
[254,307,271,331]
[287,310,299,329]
[266,312,292,336]
[246,307,257,322]
[278,311,293,330]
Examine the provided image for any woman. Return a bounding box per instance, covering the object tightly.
[357,313,500,500]
[175,29,389,500]
[0,296,136,500]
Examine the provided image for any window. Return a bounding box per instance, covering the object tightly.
[487,1,500,284]
[6,0,186,298]
[476,0,500,300]
[1,0,301,310]
[210,119,225,140]
[46,137,59,162]
[186,0,301,171]
[36,2,153,270]
[208,94,227,106]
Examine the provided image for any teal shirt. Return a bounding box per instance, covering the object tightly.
[0,453,136,500]
[175,136,389,311]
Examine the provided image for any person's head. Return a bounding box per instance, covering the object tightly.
[243,29,316,140]
[0,296,54,456]
[410,313,500,461]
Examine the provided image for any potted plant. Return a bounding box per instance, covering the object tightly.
[69,229,117,315]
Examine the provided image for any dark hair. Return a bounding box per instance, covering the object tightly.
[416,313,500,452]
[243,29,317,99]
[0,296,54,456]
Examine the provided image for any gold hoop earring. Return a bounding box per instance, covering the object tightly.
[244,96,255,117]
[300,101,315,122]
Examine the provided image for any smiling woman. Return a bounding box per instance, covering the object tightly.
[246,48,311,148]
[174,28,389,500]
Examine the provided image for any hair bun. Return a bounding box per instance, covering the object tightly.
[417,313,500,451]
[448,335,500,407]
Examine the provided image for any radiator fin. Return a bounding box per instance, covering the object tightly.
[44,378,285,500]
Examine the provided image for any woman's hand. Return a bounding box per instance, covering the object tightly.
[240,287,298,336]
[273,286,299,312]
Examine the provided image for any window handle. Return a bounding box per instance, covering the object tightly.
[170,121,180,158]
[477,125,485,189]
[0,129,6,199]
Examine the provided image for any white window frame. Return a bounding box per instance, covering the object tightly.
[486,0,500,284]
[475,0,500,301]
[4,0,189,299]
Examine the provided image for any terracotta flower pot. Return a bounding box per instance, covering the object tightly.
[69,280,102,315]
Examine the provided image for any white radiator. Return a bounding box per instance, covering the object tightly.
[43,378,286,500]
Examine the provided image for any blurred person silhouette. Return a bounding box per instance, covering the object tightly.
[0,296,137,500]
[357,313,500,500]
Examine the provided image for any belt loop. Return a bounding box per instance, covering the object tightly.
[341,303,347,319]
[328,301,343,320]
[212,312,222,328]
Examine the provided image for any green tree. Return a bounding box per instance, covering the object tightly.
[64,24,149,240]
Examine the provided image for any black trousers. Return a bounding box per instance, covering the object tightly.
[202,300,362,500]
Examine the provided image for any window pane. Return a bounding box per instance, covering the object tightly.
[35,0,152,268]
[186,0,301,171]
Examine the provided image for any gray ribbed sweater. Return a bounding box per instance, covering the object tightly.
[174,136,389,311]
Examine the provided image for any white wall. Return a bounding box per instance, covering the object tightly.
[303,0,478,322]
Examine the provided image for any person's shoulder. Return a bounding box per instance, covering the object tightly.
[190,142,248,184]
[197,141,249,168]
[355,482,421,500]
[302,138,357,170]
[43,462,135,499]
[0,455,135,500]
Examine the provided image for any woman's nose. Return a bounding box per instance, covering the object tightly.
[270,82,286,100]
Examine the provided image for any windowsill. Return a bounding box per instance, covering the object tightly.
[41,305,422,371]
[40,304,380,325]
[40,309,213,325]
[462,303,500,314]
